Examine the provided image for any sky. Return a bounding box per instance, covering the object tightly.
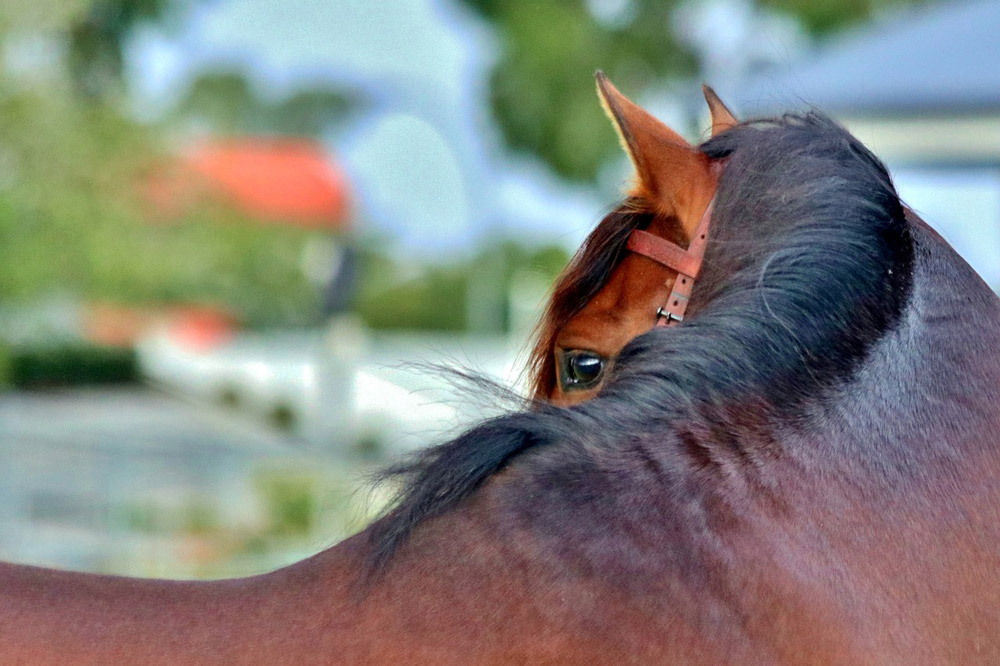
[126,0,604,258]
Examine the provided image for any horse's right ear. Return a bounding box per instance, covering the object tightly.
[702,84,738,136]
[595,71,715,228]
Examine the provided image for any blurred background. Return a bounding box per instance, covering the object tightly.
[0,0,996,578]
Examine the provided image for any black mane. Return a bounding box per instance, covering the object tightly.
[367,112,914,571]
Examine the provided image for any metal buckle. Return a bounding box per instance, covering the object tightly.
[656,307,683,323]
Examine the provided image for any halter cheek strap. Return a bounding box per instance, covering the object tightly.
[626,196,714,327]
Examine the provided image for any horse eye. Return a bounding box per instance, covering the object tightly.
[559,350,606,391]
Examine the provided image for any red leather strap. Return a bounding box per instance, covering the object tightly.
[627,196,714,328]
[627,230,702,278]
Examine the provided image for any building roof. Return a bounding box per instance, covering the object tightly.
[149,137,351,230]
[735,0,1000,116]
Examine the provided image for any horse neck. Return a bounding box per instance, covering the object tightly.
[759,216,1000,657]
[340,214,1000,663]
[816,215,1000,469]
[0,541,375,665]
[0,527,595,665]
[348,216,1000,663]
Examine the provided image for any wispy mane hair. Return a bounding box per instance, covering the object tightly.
[369,111,915,572]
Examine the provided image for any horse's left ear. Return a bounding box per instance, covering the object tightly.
[702,84,738,136]
[595,71,715,225]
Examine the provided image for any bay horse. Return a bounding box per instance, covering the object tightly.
[4,74,1000,664]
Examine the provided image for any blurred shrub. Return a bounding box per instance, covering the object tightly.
[122,502,162,534]
[254,471,317,537]
[94,204,323,328]
[8,344,138,388]
[181,501,221,536]
[0,342,11,389]
[171,69,360,139]
[357,265,468,331]
[355,240,569,331]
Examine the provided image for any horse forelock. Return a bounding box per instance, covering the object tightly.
[525,199,652,398]
[368,111,916,573]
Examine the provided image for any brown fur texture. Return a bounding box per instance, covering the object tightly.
[3,82,1000,665]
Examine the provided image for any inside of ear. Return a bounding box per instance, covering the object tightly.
[596,72,691,180]
[595,71,718,240]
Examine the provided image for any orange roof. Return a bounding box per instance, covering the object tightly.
[149,137,351,230]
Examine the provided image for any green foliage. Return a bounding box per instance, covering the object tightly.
[66,0,194,100]
[0,1,89,34]
[357,262,469,331]
[0,87,322,327]
[122,503,157,533]
[8,344,138,388]
[354,240,569,331]
[460,0,925,183]
[0,88,149,299]
[0,3,356,329]
[122,498,219,535]
[268,402,297,431]
[0,342,11,389]
[96,206,323,328]
[460,0,695,182]
[0,74,559,333]
[2,0,193,100]
[255,472,317,537]
[180,500,220,535]
[761,0,928,36]
[172,69,361,138]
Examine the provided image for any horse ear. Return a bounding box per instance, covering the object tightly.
[702,84,738,136]
[595,71,712,224]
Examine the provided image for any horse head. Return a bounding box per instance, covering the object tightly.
[528,74,738,404]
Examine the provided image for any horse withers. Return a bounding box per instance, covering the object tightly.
[3,75,1000,665]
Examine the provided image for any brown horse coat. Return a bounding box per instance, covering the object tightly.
[3,88,1000,665]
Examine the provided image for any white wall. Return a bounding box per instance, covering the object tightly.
[892,166,1000,288]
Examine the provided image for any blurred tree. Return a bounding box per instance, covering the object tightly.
[459,0,926,182]
[171,71,258,133]
[1,1,209,102]
[761,0,925,35]
[66,0,194,100]
[0,86,322,327]
[0,8,318,327]
[274,89,359,138]
[0,1,354,330]
[0,1,89,35]
[458,0,694,182]
[171,69,360,138]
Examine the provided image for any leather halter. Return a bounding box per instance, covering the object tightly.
[626,196,714,327]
